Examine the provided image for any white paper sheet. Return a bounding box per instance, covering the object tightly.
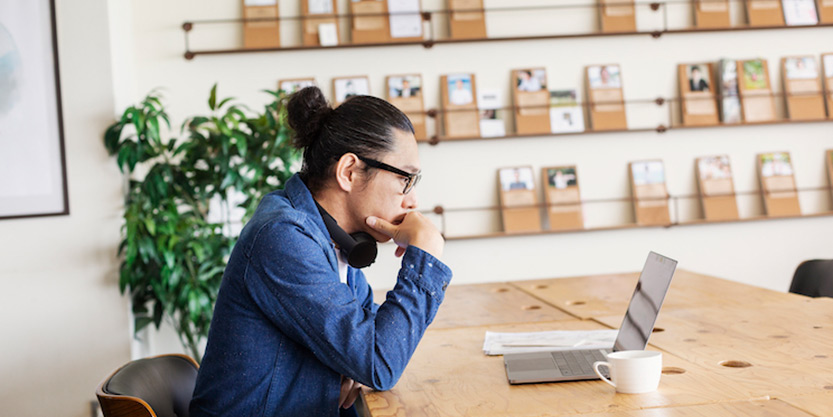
[483,330,618,356]
[387,0,422,38]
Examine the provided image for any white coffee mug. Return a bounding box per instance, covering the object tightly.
[592,350,662,394]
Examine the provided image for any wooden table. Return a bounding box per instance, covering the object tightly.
[360,269,833,416]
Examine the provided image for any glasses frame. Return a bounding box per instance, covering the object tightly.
[357,156,421,195]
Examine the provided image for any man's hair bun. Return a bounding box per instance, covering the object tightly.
[286,86,332,150]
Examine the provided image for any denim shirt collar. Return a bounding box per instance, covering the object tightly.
[285,173,331,242]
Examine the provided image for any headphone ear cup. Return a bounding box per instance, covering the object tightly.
[346,232,378,269]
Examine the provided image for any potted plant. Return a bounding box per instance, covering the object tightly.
[104,85,298,362]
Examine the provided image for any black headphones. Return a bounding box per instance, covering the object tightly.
[315,202,378,269]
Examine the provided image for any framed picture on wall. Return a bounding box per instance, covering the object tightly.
[0,0,69,220]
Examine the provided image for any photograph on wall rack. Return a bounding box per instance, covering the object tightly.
[825,55,833,77]
[631,161,666,186]
[698,155,733,180]
[718,59,741,123]
[447,73,474,105]
[588,65,622,89]
[279,79,316,95]
[515,69,547,92]
[784,57,819,80]
[334,77,370,103]
[478,89,505,138]
[742,60,768,90]
[388,0,422,38]
[782,0,819,25]
[546,167,578,189]
[500,167,535,191]
[686,64,712,92]
[549,89,584,133]
[388,75,421,99]
[760,152,794,177]
[308,0,334,14]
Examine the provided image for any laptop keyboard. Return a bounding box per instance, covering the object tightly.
[551,350,608,377]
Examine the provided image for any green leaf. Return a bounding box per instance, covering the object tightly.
[208,83,218,111]
[144,218,157,236]
[217,96,235,109]
[104,122,124,155]
[148,116,161,146]
[117,145,131,173]
[163,251,175,269]
[188,291,200,322]
[134,316,154,333]
[232,132,248,157]
[153,301,164,328]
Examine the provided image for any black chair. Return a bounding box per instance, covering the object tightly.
[789,259,833,298]
[96,354,198,417]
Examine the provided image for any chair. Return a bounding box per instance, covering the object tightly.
[789,259,833,298]
[96,354,199,417]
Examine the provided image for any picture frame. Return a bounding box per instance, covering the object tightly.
[440,73,480,139]
[0,0,69,220]
[332,75,371,106]
[694,0,731,28]
[629,160,671,226]
[586,64,627,131]
[781,56,825,120]
[386,74,427,140]
[718,59,742,124]
[242,0,281,49]
[757,151,801,216]
[301,0,339,46]
[387,0,424,42]
[599,0,637,32]
[278,78,316,95]
[678,63,719,126]
[818,0,833,23]
[549,89,585,133]
[351,0,391,44]
[746,0,786,26]
[449,0,487,39]
[737,58,777,123]
[512,68,550,134]
[542,166,584,230]
[497,166,542,232]
[478,89,506,138]
[782,0,819,25]
[695,155,739,220]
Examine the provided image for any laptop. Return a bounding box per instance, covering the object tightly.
[504,251,677,384]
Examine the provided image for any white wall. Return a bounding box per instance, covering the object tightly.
[0,0,130,416]
[102,0,833,359]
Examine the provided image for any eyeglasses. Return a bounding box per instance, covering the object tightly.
[358,156,421,195]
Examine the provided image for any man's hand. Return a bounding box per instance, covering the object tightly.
[339,376,362,409]
[366,212,444,259]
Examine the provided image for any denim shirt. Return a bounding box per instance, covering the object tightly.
[190,174,452,417]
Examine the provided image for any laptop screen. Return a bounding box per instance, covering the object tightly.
[613,252,677,351]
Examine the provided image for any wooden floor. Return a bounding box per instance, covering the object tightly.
[361,269,833,416]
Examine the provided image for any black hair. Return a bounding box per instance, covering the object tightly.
[286,86,414,193]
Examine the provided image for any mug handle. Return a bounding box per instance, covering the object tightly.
[593,361,616,388]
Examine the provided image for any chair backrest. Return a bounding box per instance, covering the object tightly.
[789,259,833,298]
[97,354,199,417]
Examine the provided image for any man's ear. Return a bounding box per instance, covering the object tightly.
[334,153,361,192]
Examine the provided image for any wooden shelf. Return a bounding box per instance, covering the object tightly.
[432,186,833,241]
[422,115,833,146]
[182,2,833,59]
